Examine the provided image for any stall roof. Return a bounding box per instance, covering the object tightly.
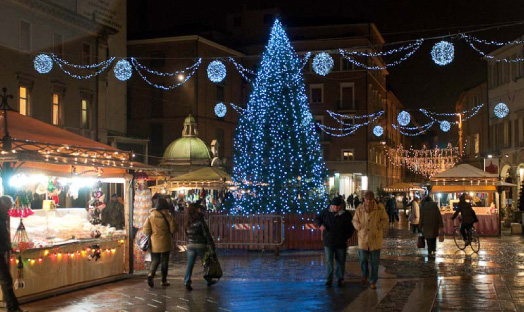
[383,182,424,192]
[171,167,231,183]
[432,185,497,192]
[430,164,498,180]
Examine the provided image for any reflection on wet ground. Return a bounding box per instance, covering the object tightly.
[21,219,524,312]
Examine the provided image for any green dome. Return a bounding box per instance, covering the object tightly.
[163,137,212,161]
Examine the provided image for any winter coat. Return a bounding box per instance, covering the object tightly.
[452,201,479,225]
[409,201,420,225]
[143,209,177,253]
[386,198,396,214]
[314,207,354,248]
[0,210,11,253]
[352,202,389,251]
[101,201,124,230]
[419,201,443,239]
[186,215,216,251]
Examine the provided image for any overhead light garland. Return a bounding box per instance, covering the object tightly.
[312,52,334,76]
[373,125,384,137]
[440,120,451,132]
[431,41,454,66]
[228,57,255,82]
[301,52,312,70]
[130,58,202,90]
[462,34,524,63]
[113,59,133,81]
[214,102,227,118]
[397,111,411,126]
[207,60,227,83]
[391,122,435,136]
[33,54,53,74]
[494,102,509,118]
[51,54,116,80]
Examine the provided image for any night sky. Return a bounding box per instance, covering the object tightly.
[128,0,524,111]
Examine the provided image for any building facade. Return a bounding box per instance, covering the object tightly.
[487,38,524,208]
[0,0,127,145]
[126,36,243,169]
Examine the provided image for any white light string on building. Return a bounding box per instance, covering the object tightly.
[391,122,435,136]
[419,104,484,124]
[327,110,384,126]
[339,39,424,70]
[315,123,363,137]
[51,54,116,79]
[130,58,202,90]
[300,52,312,70]
[229,103,246,114]
[461,34,524,63]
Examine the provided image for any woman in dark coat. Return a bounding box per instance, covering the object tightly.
[419,196,443,257]
[184,203,217,290]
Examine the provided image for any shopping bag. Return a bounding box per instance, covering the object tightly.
[136,231,150,252]
[203,252,223,279]
[417,234,426,248]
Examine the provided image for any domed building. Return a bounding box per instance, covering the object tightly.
[160,114,222,175]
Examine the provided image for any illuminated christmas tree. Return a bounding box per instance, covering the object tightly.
[230,19,327,214]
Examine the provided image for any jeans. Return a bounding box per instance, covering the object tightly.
[184,247,212,286]
[358,249,381,284]
[149,251,170,281]
[0,252,20,312]
[426,238,437,254]
[324,247,347,283]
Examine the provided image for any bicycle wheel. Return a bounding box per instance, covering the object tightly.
[454,228,466,250]
[470,231,480,253]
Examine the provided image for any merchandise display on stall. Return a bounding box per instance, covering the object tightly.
[133,180,152,270]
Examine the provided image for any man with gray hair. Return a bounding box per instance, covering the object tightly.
[0,195,23,312]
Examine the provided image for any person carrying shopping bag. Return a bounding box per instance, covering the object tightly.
[184,203,218,290]
[143,198,177,288]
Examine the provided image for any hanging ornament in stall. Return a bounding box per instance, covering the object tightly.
[133,174,152,270]
[14,255,25,289]
[88,183,105,225]
[8,192,34,218]
[12,219,34,253]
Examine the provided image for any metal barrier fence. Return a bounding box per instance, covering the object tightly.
[172,212,357,251]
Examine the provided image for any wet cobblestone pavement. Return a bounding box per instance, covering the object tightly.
[18,219,524,311]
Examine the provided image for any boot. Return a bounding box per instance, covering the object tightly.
[147,275,154,288]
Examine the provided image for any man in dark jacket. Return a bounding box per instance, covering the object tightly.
[0,196,23,312]
[385,195,398,227]
[452,194,479,245]
[102,194,124,230]
[315,197,355,287]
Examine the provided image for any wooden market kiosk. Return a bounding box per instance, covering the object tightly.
[430,164,499,235]
[0,110,151,303]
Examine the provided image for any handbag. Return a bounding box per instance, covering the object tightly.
[417,234,426,248]
[136,231,150,251]
[439,231,445,242]
[203,252,223,279]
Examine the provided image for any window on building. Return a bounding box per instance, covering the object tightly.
[81,99,90,129]
[19,86,29,116]
[53,34,63,55]
[216,85,225,102]
[151,88,163,118]
[310,84,323,103]
[82,43,91,65]
[515,119,519,148]
[512,54,518,81]
[52,93,61,125]
[503,121,510,148]
[342,149,354,161]
[340,83,355,110]
[19,20,31,52]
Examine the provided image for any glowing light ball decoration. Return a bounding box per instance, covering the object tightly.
[431,41,454,66]
[440,120,451,132]
[494,102,509,118]
[397,111,411,126]
[34,54,53,74]
[312,52,334,76]
[113,59,132,81]
[207,60,227,83]
[214,102,227,118]
[373,125,383,137]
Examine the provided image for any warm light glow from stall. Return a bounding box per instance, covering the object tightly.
[329,177,335,188]
[361,176,368,191]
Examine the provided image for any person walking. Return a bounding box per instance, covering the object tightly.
[143,198,177,288]
[0,196,23,312]
[354,195,360,210]
[352,191,389,289]
[184,204,217,290]
[409,196,421,233]
[419,196,443,257]
[314,197,354,287]
[347,194,354,209]
[385,194,397,228]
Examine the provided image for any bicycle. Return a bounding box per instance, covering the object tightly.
[453,225,480,253]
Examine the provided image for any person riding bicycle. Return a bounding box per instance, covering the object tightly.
[451,194,479,245]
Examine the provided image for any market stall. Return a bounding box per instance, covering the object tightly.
[152,166,231,212]
[0,110,152,302]
[383,182,425,208]
[430,164,499,235]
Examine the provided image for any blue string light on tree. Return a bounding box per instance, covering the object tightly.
[440,120,451,132]
[214,102,227,118]
[207,60,227,83]
[397,111,411,126]
[373,125,383,137]
[34,54,53,74]
[312,52,334,76]
[113,59,132,81]
[494,102,509,118]
[431,41,454,66]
